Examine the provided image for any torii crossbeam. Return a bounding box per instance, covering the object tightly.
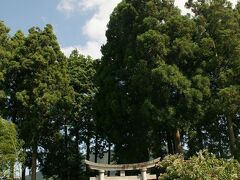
[85,157,160,180]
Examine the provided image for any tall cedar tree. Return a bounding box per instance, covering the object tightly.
[0,21,11,114]
[95,0,207,162]
[186,0,240,159]
[39,50,96,179]
[67,50,97,163]
[0,24,71,180]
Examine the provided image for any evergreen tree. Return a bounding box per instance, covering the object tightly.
[95,0,198,162]
[187,0,240,159]
[39,50,97,180]
[67,50,97,162]
[0,21,11,114]
[1,24,71,180]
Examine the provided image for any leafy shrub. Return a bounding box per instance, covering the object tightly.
[158,150,240,180]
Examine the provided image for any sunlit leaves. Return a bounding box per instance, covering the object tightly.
[159,150,240,179]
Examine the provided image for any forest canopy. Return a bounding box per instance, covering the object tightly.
[1,0,240,179]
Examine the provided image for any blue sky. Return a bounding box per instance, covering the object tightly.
[0,0,238,59]
[0,0,123,59]
[0,0,109,58]
[1,0,93,45]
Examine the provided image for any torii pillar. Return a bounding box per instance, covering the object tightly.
[98,170,105,180]
[141,168,147,180]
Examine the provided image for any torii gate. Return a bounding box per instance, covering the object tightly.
[85,157,160,180]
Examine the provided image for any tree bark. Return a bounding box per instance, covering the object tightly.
[31,143,37,180]
[85,130,91,176]
[64,117,69,180]
[86,131,91,161]
[218,137,223,157]
[166,131,174,154]
[108,141,111,164]
[75,126,80,179]
[197,127,204,150]
[108,141,111,176]
[22,163,26,180]
[94,135,98,163]
[11,105,17,124]
[75,127,80,159]
[227,116,237,158]
[174,129,182,154]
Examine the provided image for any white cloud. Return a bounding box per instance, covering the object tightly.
[82,14,106,43]
[175,0,191,15]
[41,16,47,24]
[59,0,120,59]
[61,41,101,59]
[78,0,108,10]
[82,0,120,43]
[57,0,77,15]
[59,0,239,59]
[175,0,238,14]
[80,0,121,59]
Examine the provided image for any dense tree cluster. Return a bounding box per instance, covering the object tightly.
[0,22,96,179]
[96,0,240,164]
[1,0,240,179]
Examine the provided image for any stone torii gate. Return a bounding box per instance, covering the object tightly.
[85,157,160,180]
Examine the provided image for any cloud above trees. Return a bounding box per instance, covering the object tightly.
[57,0,121,59]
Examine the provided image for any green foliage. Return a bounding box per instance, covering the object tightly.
[0,23,73,179]
[0,117,24,177]
[95,0,240,164]
[96,0,210,161]
[2,0,240,178]
[159,150,240,180]
[0,21,11,109]
[67,49,97,132]
[39,50,97,179]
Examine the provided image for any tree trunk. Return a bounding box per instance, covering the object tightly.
[31,143,37,180]
[227,116,237,158]
[218,137,223,157]
[108,141,111,176]
[75,126,80,179]
[86,130,91,161]
[22,163,26,180]
[64,117,69,180]
[108,141,111,164]
[197,127,204,150]
[166,131,174,154]
[174,129,182,154]
[85,131,91,175]
[94,135,98,163]
[75,127,80,160]
[12,106,17,124]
